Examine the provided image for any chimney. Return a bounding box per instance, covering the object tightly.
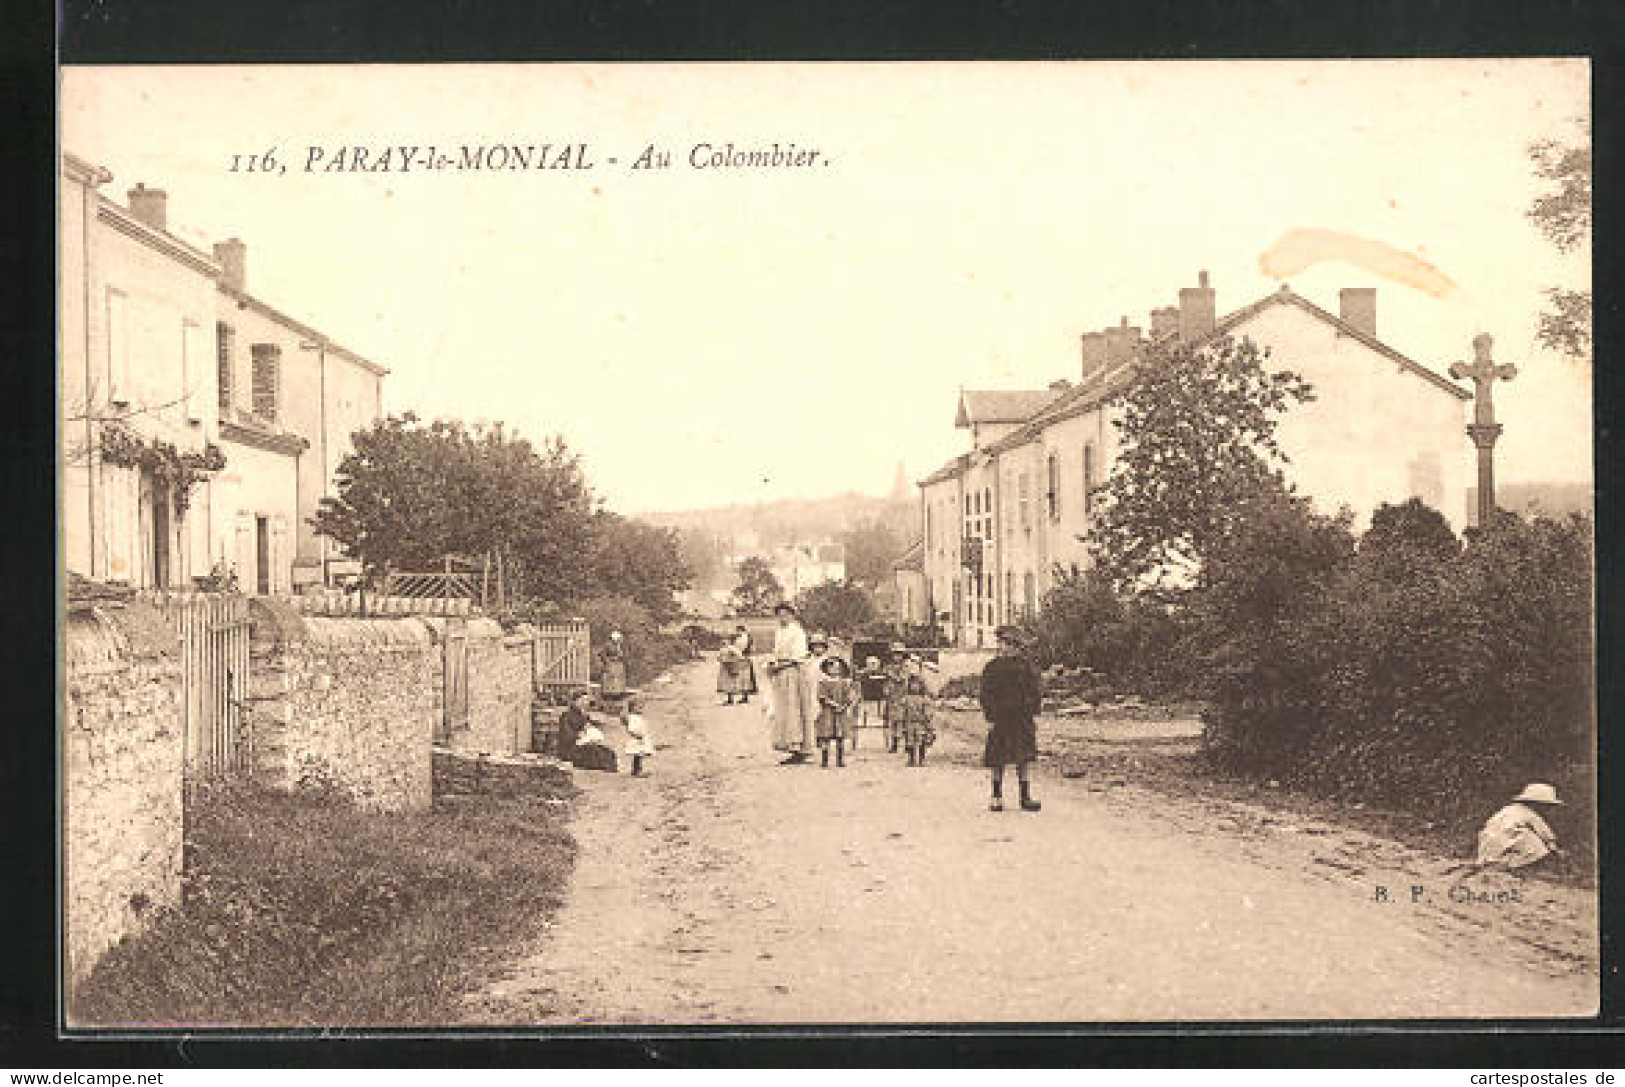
[213,238,247,292]
[126,183,168,232]
[1103,315,1142,364]
[1178,270,1216,342]
[1149,305,1180,341]
[1339,287,1377,338]
[1080,331,1109,385]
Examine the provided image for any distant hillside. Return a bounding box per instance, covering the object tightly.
[1466,482,1592,526]
[640,492,916,590]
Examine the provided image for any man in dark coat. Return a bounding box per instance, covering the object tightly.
[979,625,1042,812]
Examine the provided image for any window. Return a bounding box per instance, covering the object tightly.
[106,289,129,405]
[251,343,281,422]
[1006,572,1015,621]
[216,322,235,413]
[1083,443,1098,515]
[1018,472,1031,531]
[1046,453,1060,521]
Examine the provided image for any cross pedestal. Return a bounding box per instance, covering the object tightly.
[1448,333,1517,528]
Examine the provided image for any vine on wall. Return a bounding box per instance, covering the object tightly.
[99,422,227,515]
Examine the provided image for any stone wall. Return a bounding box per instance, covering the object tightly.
[928,648,996,695]
[432,746,572,798]
[247,602,438,812]
[63,603,186,984]
[453,620,535,756]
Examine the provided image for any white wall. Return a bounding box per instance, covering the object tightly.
[1244,303,1470,531]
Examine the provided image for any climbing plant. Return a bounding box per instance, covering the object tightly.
[99,422,227,514]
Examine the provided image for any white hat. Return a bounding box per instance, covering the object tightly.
[1514,783,1563,806]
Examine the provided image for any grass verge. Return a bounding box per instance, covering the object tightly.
[70,776,577,1028]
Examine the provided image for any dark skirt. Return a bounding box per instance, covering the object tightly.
[572,741,619,773]
[717,657,759,695]
[983,716,1038,767]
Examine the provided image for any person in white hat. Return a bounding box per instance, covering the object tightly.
[1474,783,1563,869]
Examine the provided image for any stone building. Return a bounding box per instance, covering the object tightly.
[59,152,386,593]
[918,271,1472,648]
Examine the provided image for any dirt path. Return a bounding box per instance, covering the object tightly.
[463,663,1597,1023]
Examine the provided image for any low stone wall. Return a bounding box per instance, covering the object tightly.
[63,603,186,984]
[458,621,535,756]
[247,602,438,813]
[926,648,995,695]
[432,745,573,798]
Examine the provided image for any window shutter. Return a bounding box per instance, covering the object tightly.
[251,343,282,422]
[1083,443,1097,515]
[216,323,235,413]
[107,289,129,405]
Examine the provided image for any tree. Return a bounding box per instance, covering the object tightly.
[313,414,597,605]
[795,580,876,639]
[838,515,907,588]
[1087,335,1314,591]
[730,556,783,615]
[590,512,692,623]
[1526,123,1591,361]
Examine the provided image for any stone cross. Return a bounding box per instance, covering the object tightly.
[1448,333,1517,527]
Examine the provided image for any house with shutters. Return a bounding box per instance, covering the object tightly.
[60,152,386,594]
[918,271,1473,648]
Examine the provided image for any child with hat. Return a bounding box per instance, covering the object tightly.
[815,655,859,768]
[1475,783,1564,869]
[979,625,1043,811]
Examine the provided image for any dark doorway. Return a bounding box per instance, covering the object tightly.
[255,516,270,595]
[147,469,170,589]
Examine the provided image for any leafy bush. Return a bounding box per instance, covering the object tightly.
[1022,565,1190,696]
[565,594,690,687]
[1195,498,1595,865]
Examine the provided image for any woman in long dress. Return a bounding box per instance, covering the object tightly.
[766,603,816,763]
[716,625,759,705]
[600,629,629,701]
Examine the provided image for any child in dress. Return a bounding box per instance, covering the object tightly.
[623,697,654,777]
[816,656,859,768]
[882,648,909,754]
[897,671,936,767]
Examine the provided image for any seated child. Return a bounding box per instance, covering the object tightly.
[816,656,859,768]
[623,697,654,777]
[1476,783,1563,869]
[897,671,937,767]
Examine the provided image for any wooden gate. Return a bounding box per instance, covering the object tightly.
[533,620,591,694]
[143,593,252,777]
[441,619,470,742]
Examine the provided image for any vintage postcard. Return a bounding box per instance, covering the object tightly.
[58,60,1595,1028]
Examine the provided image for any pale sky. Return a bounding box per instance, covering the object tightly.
[60,60,1592,513]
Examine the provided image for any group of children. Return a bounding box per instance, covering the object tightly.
[812,645,937,769]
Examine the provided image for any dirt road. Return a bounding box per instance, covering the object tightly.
[465,663,1597,1023]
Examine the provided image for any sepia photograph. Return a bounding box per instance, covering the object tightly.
[56,58,1596,1029]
